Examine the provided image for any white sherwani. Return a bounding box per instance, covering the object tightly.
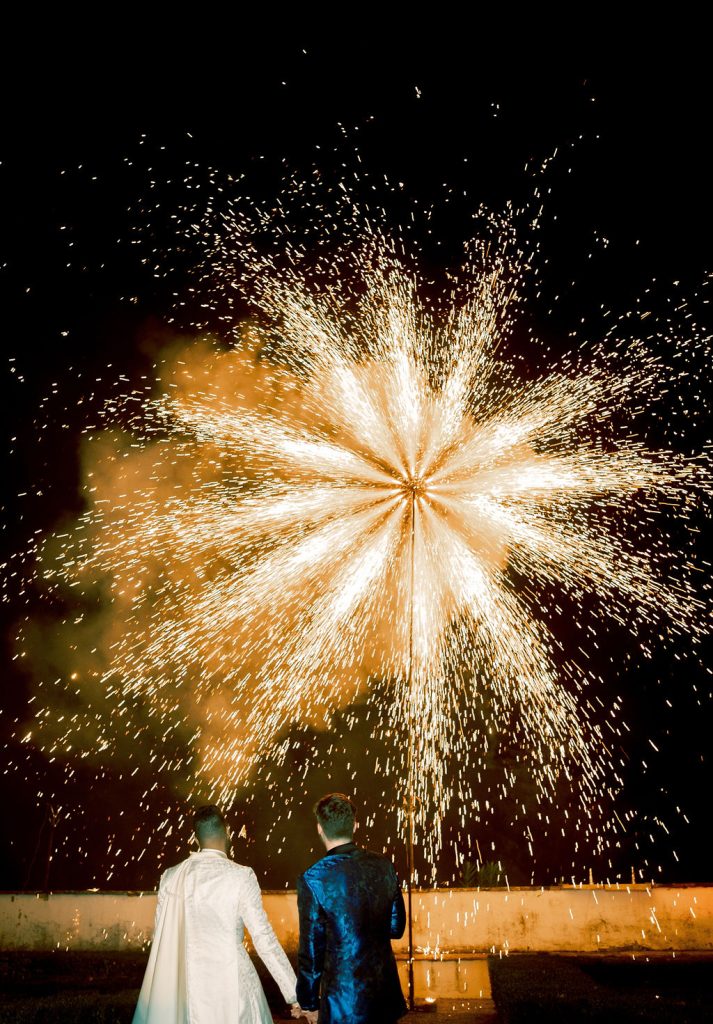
[132,849,297,1024]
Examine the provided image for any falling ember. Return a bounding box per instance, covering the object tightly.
[18,202,711,869]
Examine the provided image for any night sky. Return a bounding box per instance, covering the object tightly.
[1,40,711,893]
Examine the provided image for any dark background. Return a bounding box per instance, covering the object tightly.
[1,33,711,892]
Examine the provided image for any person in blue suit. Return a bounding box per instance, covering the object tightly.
[294,792,407,1024]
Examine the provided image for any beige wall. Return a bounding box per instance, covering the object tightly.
[1,886,711,953]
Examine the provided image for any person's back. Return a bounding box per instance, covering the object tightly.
[174,851,291,1020]
[296,795,407,1024]
[133,805,297,1024]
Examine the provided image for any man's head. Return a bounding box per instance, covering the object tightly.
[193,804,229,850]
[313,793,356,847]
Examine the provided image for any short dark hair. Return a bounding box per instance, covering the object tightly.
[193,804,227,844]
[314,793,356,839]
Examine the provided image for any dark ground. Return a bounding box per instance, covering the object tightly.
[1,951,712,1022]
[0,951,494,1022]
[490,952,713,1023]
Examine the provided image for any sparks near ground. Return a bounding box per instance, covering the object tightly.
[18,200,710,870]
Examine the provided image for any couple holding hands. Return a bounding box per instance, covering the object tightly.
[133,793,407,1024]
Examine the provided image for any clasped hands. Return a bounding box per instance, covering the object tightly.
[290,1002,318,1022]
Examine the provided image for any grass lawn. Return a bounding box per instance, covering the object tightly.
[2,950,712,1022]
[489,953,713,1023]
[0,952,145,1023]
[0,950,301,1022]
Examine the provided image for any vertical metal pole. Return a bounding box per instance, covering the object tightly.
[406,486,416,1012]
[43,805,60,892]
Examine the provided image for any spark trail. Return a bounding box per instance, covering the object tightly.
[25,218,710,866]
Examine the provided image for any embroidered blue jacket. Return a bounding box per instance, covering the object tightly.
[296,842,407,1024]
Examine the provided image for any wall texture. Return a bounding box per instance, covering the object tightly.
[1,886,711,953]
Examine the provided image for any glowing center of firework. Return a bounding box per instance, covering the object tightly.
[402,477,429,499]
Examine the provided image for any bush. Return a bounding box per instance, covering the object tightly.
[459,859,503,887]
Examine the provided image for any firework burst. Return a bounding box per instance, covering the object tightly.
[24,210,710,867]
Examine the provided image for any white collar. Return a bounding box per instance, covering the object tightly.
[192,849,228,858]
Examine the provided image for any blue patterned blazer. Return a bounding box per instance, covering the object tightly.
[296,841,407,1024]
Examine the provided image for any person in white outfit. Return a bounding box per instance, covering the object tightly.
[132,804,300,1024]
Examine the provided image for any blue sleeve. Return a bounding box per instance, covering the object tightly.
[390,868,407,939]
[296,874,326,1011]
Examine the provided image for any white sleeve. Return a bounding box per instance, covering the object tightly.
[240,867,297,1004]
[154,869,169,932]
